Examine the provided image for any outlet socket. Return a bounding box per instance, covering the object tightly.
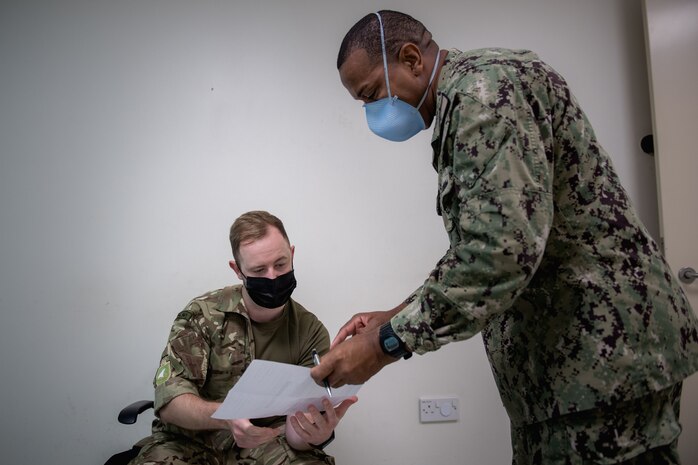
[419,397,459,423]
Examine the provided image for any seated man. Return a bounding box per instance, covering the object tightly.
[129,210,357,465]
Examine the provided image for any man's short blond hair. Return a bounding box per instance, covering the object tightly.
[229,211,289,266]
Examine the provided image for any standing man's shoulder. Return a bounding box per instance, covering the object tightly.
[445,48,540,69]
[441,48,544,89]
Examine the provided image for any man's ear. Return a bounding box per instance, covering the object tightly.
[398,42,423,75]
[229,260,243,280]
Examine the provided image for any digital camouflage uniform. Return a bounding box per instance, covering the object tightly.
[129,285,334,465]
[391,48,698,463]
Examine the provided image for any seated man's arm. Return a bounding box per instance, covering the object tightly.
[159,393,223,430]
[155,302,284,449]
[160,393,284,448]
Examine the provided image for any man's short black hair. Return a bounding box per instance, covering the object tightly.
[337,10,430,70]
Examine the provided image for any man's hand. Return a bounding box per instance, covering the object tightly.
[311,326,398,388]
[286,396,358,450]
[331,310,393,348]
[225,418,284,449]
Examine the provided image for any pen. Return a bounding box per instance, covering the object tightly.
[311,348,333,398]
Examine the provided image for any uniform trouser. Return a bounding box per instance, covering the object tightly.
[128,433,335,465]
[510,382,683,465]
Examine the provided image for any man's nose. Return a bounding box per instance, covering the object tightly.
[264,268,280,279]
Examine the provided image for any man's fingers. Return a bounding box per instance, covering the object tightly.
[228,419,283,449]
[331,320,360,348]
[310,357,333,384]
[314,398,336,424]
[333,396,358,420]
[306,403,326,426]
[293,411,316,431]
[247,425,277,441]
[288,415,305,437]
[330,332,348,349]
[313,355,348,389]
[328,374,347,389]
[313,343,352,388]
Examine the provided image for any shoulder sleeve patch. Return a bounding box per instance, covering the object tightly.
[155,361,172,386]
[176,310,194,322]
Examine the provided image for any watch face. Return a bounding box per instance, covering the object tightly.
[384,336,400,352]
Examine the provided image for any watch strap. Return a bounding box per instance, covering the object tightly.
[379,322,412,360]
[310,430,335,449]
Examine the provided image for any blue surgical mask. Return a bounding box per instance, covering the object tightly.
[364,12,440,142]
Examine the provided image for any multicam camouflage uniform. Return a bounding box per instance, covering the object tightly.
[129,285,334,465]
[391,48,698,463]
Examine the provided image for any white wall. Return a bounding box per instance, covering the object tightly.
[0,1,658,464]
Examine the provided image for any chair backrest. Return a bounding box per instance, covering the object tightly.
[104,400,154,465]
[104,446,141,465]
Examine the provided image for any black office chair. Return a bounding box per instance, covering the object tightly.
[104,400,154,465]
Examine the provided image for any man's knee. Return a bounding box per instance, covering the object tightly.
[128,434,222,465]
[232,437,335,465]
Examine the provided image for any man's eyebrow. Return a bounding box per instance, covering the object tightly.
[349,84,364,100]
[351,72,370,98]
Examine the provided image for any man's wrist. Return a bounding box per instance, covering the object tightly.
[310,430,335,449]
[378,321,412,360]
[389,301,407,317]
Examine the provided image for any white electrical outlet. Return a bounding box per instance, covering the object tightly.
[419,397,459,423]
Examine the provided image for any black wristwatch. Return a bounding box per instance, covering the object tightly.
[379,322,412,360]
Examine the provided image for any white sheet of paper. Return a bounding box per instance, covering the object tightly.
[211,359,362,420]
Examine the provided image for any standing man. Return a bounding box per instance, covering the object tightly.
[130,210,356,465]
[311,10,698,464]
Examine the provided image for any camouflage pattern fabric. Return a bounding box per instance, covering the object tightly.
[130,432,225,465]
[392,49,698,428]
[510,383,682,465]
[230,437,335,465]
[129,432,334,465]
[151,286,256,451]
[128,285,334,464]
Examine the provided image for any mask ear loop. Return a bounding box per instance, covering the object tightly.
[416,51,441,110]
[376,12,439,109]
[374,12,393,100]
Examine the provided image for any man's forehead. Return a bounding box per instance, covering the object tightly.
[339,48,382,99]
[238,229,291,265]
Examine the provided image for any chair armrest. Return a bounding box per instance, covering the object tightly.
[117,400,154,425]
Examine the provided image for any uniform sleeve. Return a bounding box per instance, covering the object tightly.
[153,303,210,414]
[299,317,330,368]
[392,91,553,354]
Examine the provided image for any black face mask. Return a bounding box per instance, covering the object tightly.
[242,269,297,309]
